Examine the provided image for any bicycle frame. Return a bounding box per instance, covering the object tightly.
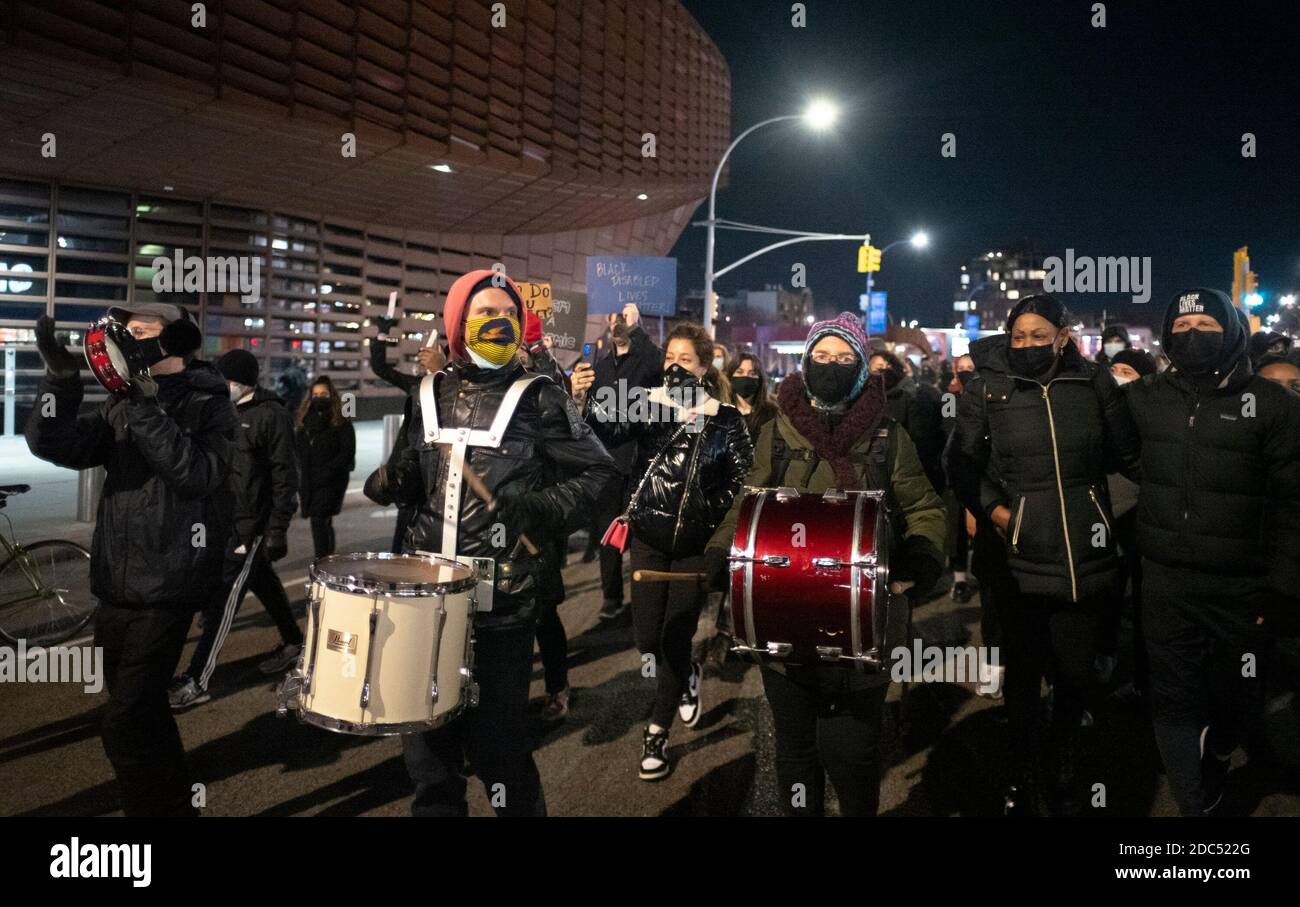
[0,530,59,611]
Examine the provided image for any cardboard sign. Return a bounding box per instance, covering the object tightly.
[543,288,589,356]
[516,281,553,321]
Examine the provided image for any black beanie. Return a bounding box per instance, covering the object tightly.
[1109,348,1156,377]
[216,349,259,387]
[1008,293,1070,331]
[1101,323,1130,345]
[1161,287,1244,358]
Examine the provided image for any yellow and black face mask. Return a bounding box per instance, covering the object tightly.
[465,314,520,367]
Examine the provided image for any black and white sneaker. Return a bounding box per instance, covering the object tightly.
[1199,725,1231,814]
[258,643,302,676]
[678,661,703,728]
[168,675,210,711]
[598,599,626,622]
[639,727,671,781]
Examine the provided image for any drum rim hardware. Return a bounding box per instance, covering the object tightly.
[83,317,138,396]
[311,551,475,597]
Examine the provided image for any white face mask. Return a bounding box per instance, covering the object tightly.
[1103,341,1125,358]
[229,382,247,402]
[712,356,724,370]
[1112,374,1135,386]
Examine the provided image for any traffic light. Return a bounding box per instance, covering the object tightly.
[857,244,882,273]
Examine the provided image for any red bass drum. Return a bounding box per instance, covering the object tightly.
[727,487,895,669]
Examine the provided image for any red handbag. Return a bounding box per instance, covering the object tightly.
[600,515,630,552]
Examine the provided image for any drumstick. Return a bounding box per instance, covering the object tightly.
[461,466,541,556]
[633,570,706,583]
[386,290,398,320]
[425,328,439,348]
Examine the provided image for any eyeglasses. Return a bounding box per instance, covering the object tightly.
[810,351,858,366]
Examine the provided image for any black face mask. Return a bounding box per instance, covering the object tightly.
[880,368,903,391]
[1167,329,1224,373]
[664,363,698,389]
[956,370,975,389]
[1007,342,1059,379]
[310,397,331,412]
[805,361,858,405]
[730,375,761,401]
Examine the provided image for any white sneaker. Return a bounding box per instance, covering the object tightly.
[978,663,1005,700]
[678,661,703,727]
[639,727,671,781]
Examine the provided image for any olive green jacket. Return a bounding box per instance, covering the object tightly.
[708,410,947,559]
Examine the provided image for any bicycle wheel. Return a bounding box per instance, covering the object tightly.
[0,539,95,646]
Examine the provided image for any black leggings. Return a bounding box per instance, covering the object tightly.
[629,537,705,730]
[1000,591,1100,781]
[761,664,890,817]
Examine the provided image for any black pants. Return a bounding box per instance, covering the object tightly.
[309,513,336,559]
[1000,590,1100,781]
[535,598,568,695]
[1097,509,1147,687]
[391,504,416,555]
[629,537,705,730]
[185,540,303,689]
[94,600,197,816]
[1143,559,1268,816]
[970,526,1010,650]
[594,473,631,603]
[401,610,545,816]
[760,664,890,816]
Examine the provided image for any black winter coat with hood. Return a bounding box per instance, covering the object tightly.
[950,336,1141,602]
[587,383,753,560]
[26,361,236,609]
[296,408,355,517]
[1124,314,1300,595]
[228,387,298,548]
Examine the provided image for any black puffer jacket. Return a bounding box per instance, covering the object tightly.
[1125,349,1300,593]
[26,362,236,609]
[589,385,753,559]
[400,360,617,626]
[950,336,1140,602]
[228,387,297,548]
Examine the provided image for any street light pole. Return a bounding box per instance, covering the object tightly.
[704,115,801,337]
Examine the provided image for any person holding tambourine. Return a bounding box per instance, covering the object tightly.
[26,303,234,816]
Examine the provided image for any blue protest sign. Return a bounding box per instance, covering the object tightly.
[867,290,888,335]
[586,256,677,316]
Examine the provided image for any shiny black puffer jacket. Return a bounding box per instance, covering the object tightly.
[949,336,1140,602]
[588,390,753,559]
[26,362,236,609]
[400,360,617,626]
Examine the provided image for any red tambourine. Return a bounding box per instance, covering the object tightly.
[84,317,139,396]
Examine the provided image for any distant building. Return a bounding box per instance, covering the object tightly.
[953,248,1047,330]
[733,285,813,324]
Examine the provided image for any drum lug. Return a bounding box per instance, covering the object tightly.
[430,680,439,704]
[811,557,845,569]
[765,642,793,657]
[359,610,379,710]
[816,646,843,660]
[761,555,789,567]
[821,488,849,502]
[774,486,801,502]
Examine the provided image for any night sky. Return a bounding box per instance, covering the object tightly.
[671,0,1300,331]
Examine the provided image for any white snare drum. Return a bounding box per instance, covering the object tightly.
[276,553,478,736]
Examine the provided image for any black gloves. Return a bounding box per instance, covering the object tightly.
[263,531,288,563]
[704,547,730,592]
[894,535,944,598]
[491,486,550,539]
[375,315,401,338]
[35,316,80,378]
[129,372,159,399]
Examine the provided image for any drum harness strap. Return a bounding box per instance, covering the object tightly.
[770,424,892,491]
[418,370,546,556]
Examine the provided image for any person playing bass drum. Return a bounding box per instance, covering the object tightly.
[707,312,946,817]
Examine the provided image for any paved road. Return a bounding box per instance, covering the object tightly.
[2,490,1298,817]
